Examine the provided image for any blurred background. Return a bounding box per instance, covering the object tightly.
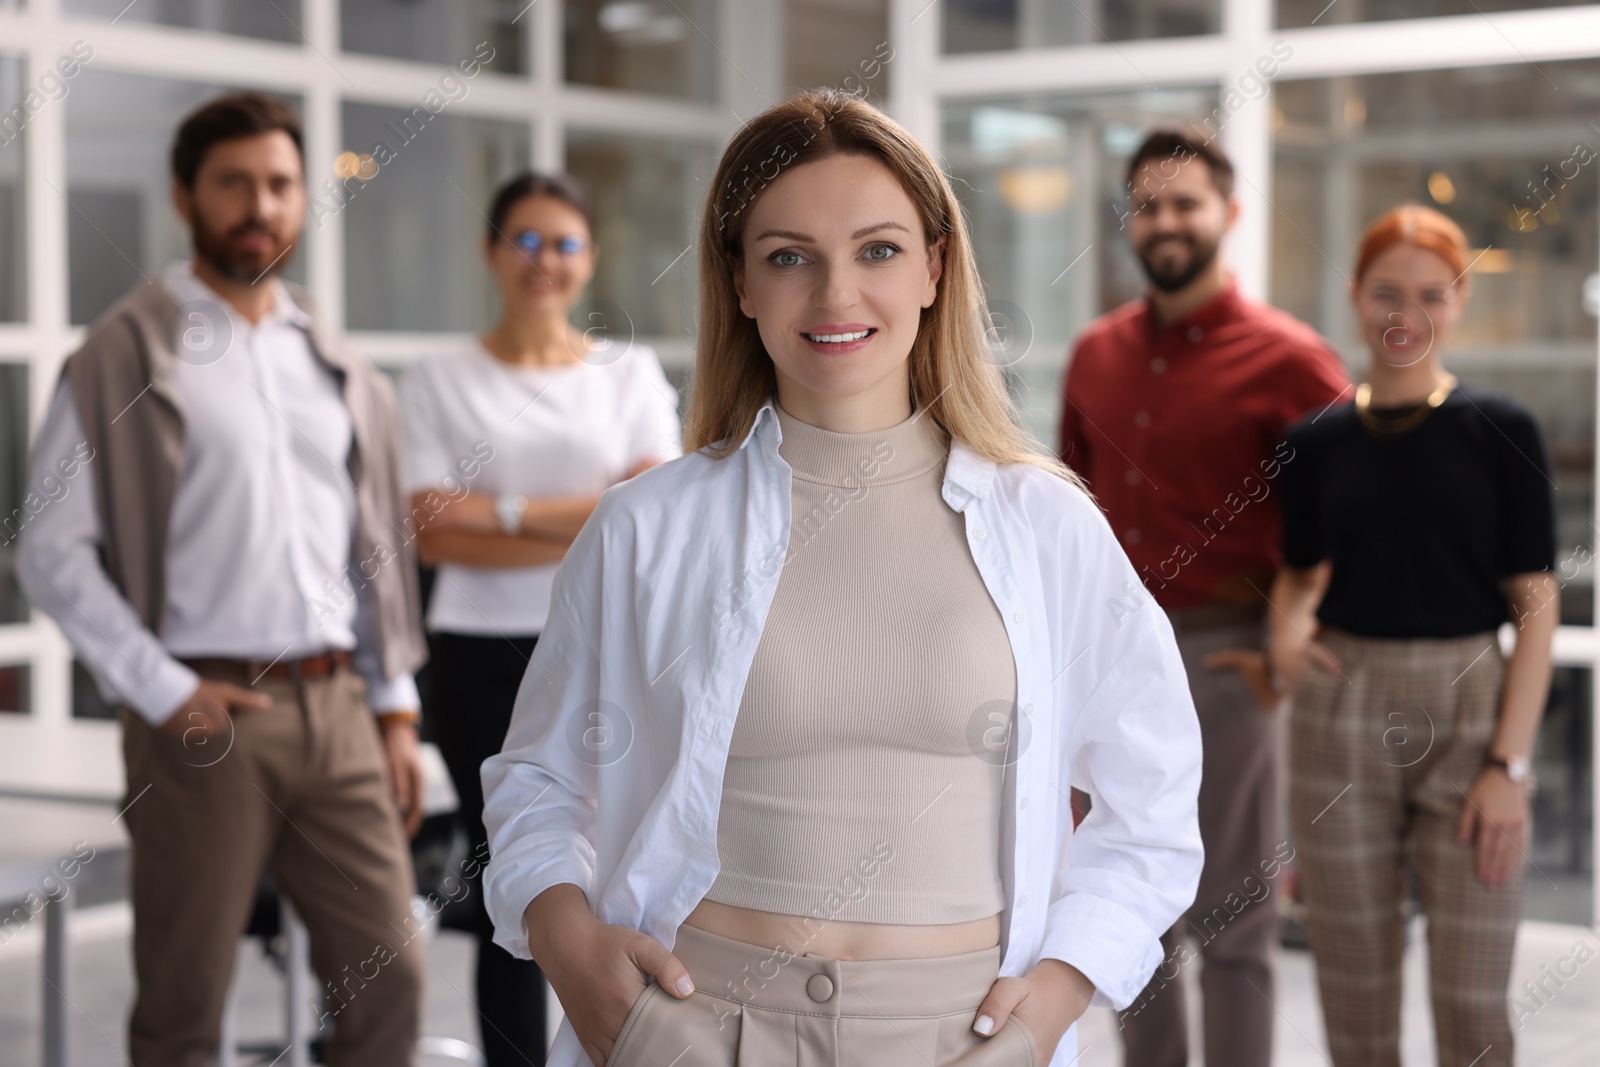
[0,1,1597,1064]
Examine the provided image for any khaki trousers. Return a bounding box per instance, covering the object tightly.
[1119,618,1282,1067]
[120,665,423,1066]
[1289,629,1520,1067]
[606,923,1037,1066]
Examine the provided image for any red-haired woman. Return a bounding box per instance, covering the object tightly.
[1270,204,1557,1067]
[479,89,1204,1067]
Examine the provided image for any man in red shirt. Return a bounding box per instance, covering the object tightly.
[1059,131,1348,1067]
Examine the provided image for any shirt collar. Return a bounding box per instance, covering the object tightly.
[1141,276,1243,338]
[736,398,995,505]
[161,259,312,330]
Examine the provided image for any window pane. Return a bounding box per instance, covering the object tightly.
[1278,0,1593,28]
[341,0,526,74]
[941,88,1220,444]
[787,0,892,105]
[1272,61,1599,622]
[565,131,705,343]
[66,71,305,325]
[341,103,529,331]
[564,0,718,101]
[0,663,29,714]
[0,362,26,624]
[944,0,1221,52]
[0,55,23,322]
[63,0,303,41]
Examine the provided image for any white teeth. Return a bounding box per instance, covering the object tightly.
[806,329,871,343]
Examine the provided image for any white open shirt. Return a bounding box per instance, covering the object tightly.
[482,401,1203,1067]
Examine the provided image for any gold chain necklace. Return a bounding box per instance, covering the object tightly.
[1354,374,1457,437]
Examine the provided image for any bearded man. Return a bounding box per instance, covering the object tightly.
[1057,130,1348,1067]
[19,92,428,1066]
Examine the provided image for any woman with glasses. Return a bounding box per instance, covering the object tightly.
[479,91,1203,1067]
[1270,204,1557,1067]
[399,171,682,1066]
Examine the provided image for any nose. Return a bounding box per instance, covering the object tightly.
[813,259,859,312]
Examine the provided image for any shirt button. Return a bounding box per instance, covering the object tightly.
[1150,357,1168,374]
[1013,611,1026,624]
[806,974,834,1003]
[1124,469,1139,486]
[1018,895,1028,908]
[973,526,988,540]
[1125,528,1142,545]
[1020,795,1029,810]
[1133,411,1151,428]
[1187,326,1204,342]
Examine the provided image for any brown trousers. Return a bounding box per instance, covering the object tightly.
[606,923,1037,1066]
[120,665,423,1066]
[1119,617,1282,1067]
[1290,629,1520,1067]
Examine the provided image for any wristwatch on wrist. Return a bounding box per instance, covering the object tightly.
[1485,753,1531,786]
[495,492,529,536]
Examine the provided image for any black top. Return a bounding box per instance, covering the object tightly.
[1279,384,1556,639]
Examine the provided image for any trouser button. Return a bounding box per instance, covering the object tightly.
[806,973,834,1003]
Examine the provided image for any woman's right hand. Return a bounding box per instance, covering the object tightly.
[1268,622,1339,695]
[524,885,696,1066]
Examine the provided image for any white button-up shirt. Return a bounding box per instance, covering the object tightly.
[482,402,1202,1067]
[18,262,419,723]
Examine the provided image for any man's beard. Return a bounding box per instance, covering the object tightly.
[190,209,296,285]
[1135,231,1221,293]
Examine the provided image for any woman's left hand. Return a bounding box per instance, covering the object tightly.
[1456,767,1530,888]
[974,959,1094,1065]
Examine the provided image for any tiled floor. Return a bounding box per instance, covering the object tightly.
[2,905,1596,1065]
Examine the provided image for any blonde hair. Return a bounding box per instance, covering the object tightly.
[685,88,1079,486]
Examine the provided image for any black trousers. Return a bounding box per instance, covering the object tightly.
[429,631,547,1067]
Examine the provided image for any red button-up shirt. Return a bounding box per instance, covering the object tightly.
[1058,281,1350,611]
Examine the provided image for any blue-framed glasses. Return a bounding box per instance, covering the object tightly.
[508,230,588,257]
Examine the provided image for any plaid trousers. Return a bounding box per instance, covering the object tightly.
[1289,629,1522,1067]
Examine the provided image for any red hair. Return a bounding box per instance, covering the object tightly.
[1354,204,1469,282]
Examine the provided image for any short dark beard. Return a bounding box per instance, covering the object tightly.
[189,207,294,285]
[1136,231,1221,293]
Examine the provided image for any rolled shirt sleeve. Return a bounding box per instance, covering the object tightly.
[1045,622,1204,1009]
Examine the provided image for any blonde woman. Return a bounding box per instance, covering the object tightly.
[1272,204,1558,1067]
[482,89,1203,1067]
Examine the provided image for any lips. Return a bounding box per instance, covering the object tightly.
[800,324,877,355]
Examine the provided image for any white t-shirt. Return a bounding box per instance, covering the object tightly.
[399,339,683,635]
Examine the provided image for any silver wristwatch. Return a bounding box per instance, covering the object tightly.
[1486,753,1531,786]
[494,492,528,536]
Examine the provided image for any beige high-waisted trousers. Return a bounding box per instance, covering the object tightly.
[606,923,1040,1066]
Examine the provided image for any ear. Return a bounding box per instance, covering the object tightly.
[1222,196,1241,235]
[922,234,947,308]
[171,177,194,228]
[733,259,756,319]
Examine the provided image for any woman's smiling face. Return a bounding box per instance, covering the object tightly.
[734,153,944,423]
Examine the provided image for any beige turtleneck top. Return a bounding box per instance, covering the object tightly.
[704,405,1017,925]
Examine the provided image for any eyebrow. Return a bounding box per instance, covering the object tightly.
[751,220,911,242]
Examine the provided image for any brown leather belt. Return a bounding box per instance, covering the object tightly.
[179,649,353,685]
